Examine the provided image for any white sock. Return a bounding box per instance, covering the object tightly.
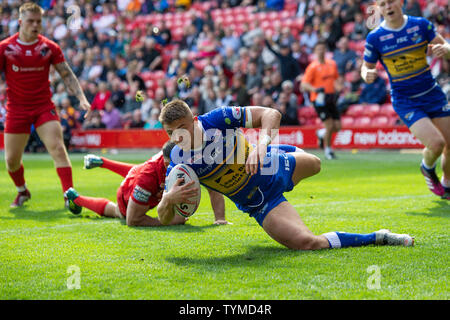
[422,159,436,170]
[441,177,450,188]
[317,128,326,139]
[17,184,27,192]
[325,146,332,154]
[323,232,341,249]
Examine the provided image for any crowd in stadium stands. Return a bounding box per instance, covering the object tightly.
[0,0,448,138]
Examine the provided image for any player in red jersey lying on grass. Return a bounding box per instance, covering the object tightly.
[64,141,229,227]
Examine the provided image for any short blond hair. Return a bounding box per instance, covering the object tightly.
[159,99,193,125]
[19,2,44,19]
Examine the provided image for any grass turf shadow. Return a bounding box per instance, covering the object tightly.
[405,199,449,218]
[165,245,320,269]
[3,207,67,222]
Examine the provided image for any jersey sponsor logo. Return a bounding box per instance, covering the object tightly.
[410,33,422,44]
[379,33,394,41]
[382,44,397,52]
[12,64,19,72]
[405,111,415,121]
[334,130,353,146]
[364,48,372,58]
[406,26,419,34]
[396,36,408,44]
[4,44,22,56]
[282,153,290,171]
[133,185,152,203]
[232,107,241,120]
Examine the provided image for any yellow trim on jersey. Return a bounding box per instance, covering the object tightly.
[382,45,428,80]
[199,131,253,196]
[382,41,427,57]
[391,67,430,82]
[199,141,237,180]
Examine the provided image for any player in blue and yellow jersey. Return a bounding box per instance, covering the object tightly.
[362,0,450,199]
[156,99,414,250]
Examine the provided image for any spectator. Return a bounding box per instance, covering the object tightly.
[125,109,146,129]
[404,0,422,17]
[246,61,263,96]
[144,108,163,129]
[333,36,358,75]
[262,94,275,109]
[215,87,233,107]
[252,91,264,106]
[83,110,106,130]
[300,24,319,54]
[101,99,122,129]
[91,82,111,111]
[220,27,241,56]
[110,77,126,111]
[350,12,369,41]
[265,0,285,11]
[223,46,239,71]
[359,76,388,105]
[267,70,283,102]
[265,36,301,82]
[142,37,163,71]
[126,60,146,91]
[277,92,300,125]
[336,70,363,113]
[280,80,299,110]
[52,82,69,109]
[230,74,251,106]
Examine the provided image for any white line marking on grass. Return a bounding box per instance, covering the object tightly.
[0,220,118,235]
[1,195,436,232]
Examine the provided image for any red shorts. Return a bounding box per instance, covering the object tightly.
[116,186,128,217]
[4,104,60,134]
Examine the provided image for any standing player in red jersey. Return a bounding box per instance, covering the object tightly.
[64,142,229,227]
[0,3,91,211]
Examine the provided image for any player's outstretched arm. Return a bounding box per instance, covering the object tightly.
[245,107,282,175]
[157,179,198,225]
[429,34,450,59]
[126,199,186,227]
[54,61,91,118]
[361,61,377,84]
[207,188,229,225]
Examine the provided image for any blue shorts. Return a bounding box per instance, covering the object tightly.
[392,85,449,128]
[236,152,297,227]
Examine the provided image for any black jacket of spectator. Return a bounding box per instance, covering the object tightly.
[265,40,301,82]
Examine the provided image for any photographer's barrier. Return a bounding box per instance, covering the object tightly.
[0,126,424,150]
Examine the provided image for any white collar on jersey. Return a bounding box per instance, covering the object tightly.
[16,38,39,46]
[192,117,207,152]
[380,15,409,32]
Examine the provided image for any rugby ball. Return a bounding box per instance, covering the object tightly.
[165,164,201,217]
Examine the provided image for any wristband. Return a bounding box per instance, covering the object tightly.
[259,134,272,146]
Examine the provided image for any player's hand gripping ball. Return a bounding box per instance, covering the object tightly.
[165,164,201,218]
[135,90,145,102]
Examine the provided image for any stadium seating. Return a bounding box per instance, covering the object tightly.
[123,1,403,131]
[371,115,389,127]
[353,116,372,127]
[341,116,355,127]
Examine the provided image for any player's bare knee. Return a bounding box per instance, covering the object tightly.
[49,143,69,161]
[311,155,321,175]
[290,234,320,250]
[427,138,445,155]
[5,156,21,172]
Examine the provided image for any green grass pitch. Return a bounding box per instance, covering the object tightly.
[0,150,448,300]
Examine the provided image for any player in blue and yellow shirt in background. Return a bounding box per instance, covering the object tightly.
[362,0,450,199]
[156,100,414,250]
